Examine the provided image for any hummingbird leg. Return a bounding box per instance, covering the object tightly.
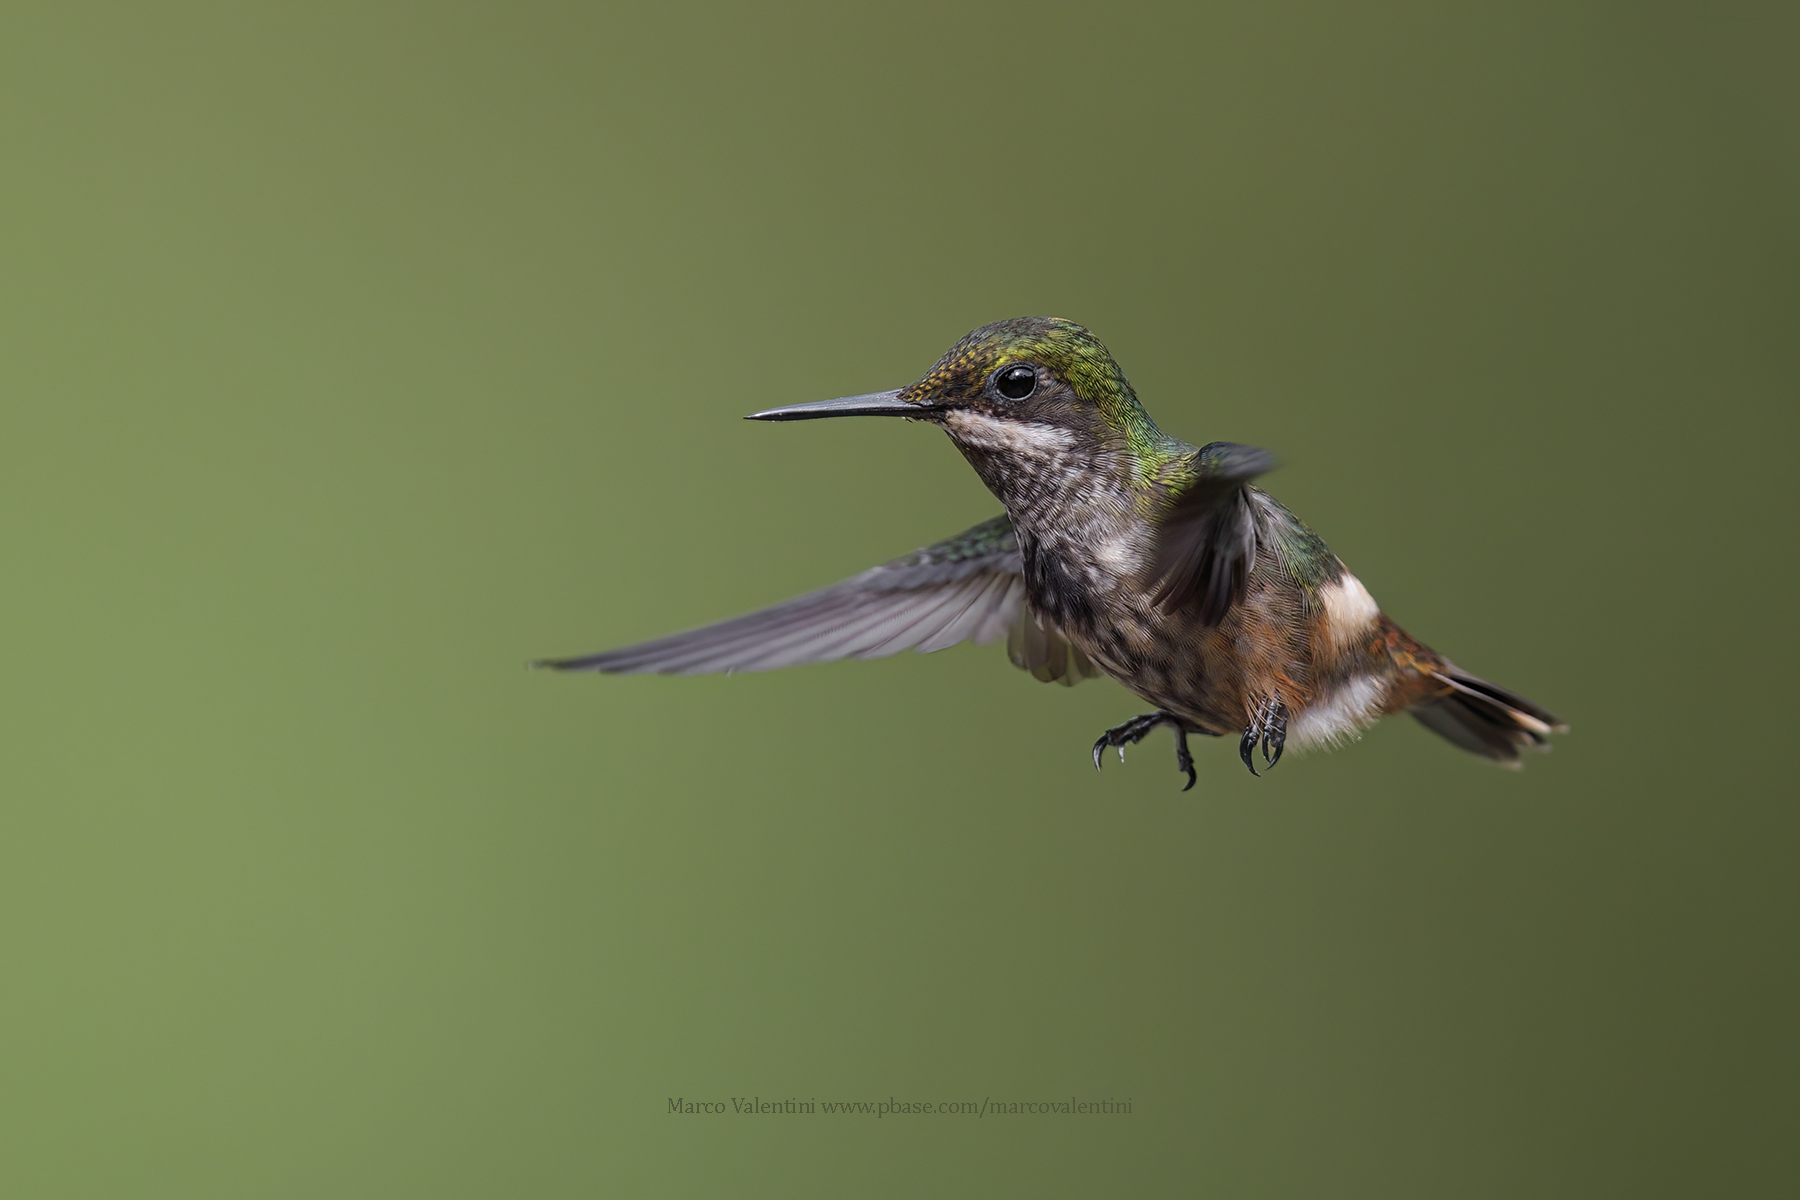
[1093,711,1199,790]
[1261,700,1288,768]
[1092,712,1170,770]
[1239,697,1290,777]
[1173,725,1196,792]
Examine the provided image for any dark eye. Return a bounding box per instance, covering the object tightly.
[994,365,1037,400]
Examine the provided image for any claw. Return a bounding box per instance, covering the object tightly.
[1240,697,1290,776]
[1175,727,1196,792]
[1092,710,1198,789]
[1261,699,1288,769]
[1238,728,1261,777]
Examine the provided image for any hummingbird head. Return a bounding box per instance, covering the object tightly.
[746,317,1168,483]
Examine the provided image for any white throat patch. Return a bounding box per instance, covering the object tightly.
[942,410,1075,459]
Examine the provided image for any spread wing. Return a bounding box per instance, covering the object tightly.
[538,514,1093,681]
[1147,441,1278,626]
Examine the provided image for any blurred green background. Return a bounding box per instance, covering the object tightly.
[1,2,1794,1196]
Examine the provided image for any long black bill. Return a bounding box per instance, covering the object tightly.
[745,389,921,421]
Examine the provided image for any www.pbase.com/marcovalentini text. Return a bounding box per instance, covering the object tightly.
[667,1097,1132,1117]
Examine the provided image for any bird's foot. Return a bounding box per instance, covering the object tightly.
[1172,725,1196,792]
[1239,697,1289,777]
[1093,710,1199,792]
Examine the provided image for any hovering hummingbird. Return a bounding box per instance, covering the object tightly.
[540,317,1564,788]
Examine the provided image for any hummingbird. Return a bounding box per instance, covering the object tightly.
[540,317,1565,788]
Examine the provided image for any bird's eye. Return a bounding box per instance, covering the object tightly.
[994,365,1037,400]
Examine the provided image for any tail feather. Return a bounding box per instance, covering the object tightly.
[1410,665,1567,767]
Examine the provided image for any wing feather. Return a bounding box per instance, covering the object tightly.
[915,571,1015,653]
[1147,441,1278,626]
[795,577,980,664]
[537,515,1032,676]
